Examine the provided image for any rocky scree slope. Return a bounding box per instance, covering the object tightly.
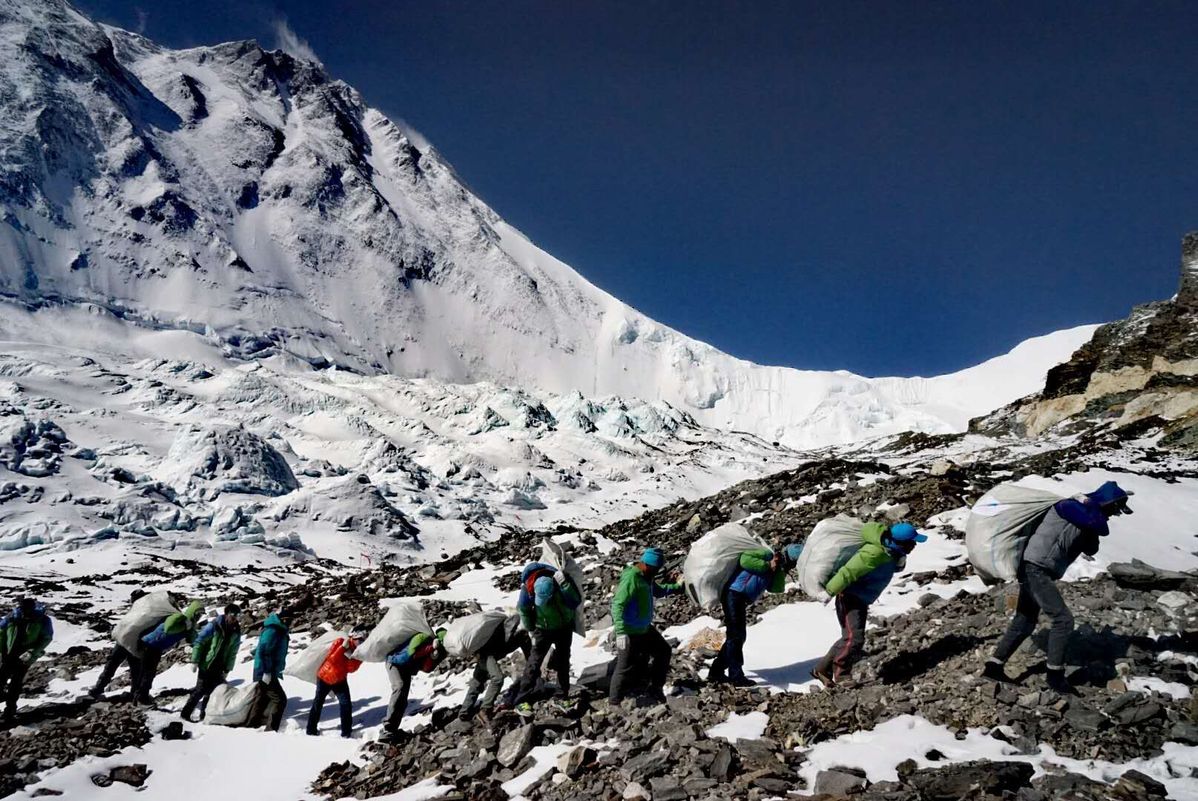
[0,0,1091,448]
[974,233,1198,451]
[6,433,1198,800]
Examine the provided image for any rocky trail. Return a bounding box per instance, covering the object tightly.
[4,434,1198,800]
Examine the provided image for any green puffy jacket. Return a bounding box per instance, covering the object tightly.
[192,615,242,673]
[824,522,903,599]
[0,605,52,662]
[611,565,681,636]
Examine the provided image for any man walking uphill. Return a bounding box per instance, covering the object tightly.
[181,603,242,721]
[0,598,53,725]
[511,560,582,714]
[812,522,925,688]
[609,547,682,704]
[249,609,290,731]
[984,481,1132,694]
[307,628,365,737]
[708,543,802,687]
[383,629,446,740]
[137,600,204,705]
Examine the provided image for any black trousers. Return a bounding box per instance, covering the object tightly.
[815,593,868,681]
[384,665,414,733]
[0,658,29,718]
[993,562,1074,670]
[513,628,572,704]
[180,668,225,720]
[248,677,287,731]
[136,647,164,702]
[710,590,749,680]
[609,626,671,703]
[307,679,353,737]
[92,645,143,697]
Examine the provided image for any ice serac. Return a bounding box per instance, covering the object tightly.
[0,0,1089,448]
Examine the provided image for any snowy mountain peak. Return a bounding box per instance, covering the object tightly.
[1,0,1090,448]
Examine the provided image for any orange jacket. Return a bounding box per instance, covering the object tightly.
[317,636,362,685]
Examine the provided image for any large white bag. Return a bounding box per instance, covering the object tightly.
[284,630,347,684]
[205,682,260,727]
[354,600,432,663]
[444,611,507,658]
[682,522,767,610]
[113,592,179,656]
[541,539,587,635]
[796,515,865,597]
[966,483,1062,584]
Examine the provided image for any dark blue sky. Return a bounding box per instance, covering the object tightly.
[78,0,1197,376]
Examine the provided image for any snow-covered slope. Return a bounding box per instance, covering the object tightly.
[0,0,1093,448]
[0,302,803,565]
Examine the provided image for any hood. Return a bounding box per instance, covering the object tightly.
[263,612,286,630]
[14,603,48,620]
[1086,481,1133,514]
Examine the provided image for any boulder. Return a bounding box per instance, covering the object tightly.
[814,767,868,795]
[906,760,1034,800]
[556,745,595,779]
[497,725,536,768]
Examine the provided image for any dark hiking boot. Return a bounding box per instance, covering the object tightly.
[810,667,835,689]
[707,668,727,685]
[728,675,755,688]
[982,661,1015,684]
[1046,669,1076,695]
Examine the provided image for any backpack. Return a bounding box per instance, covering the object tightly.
[966,483,1062,584]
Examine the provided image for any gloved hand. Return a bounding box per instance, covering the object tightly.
[553,570,568,586]
[259,675,271,685]
[813,590,832,604]
[614,634,629,652]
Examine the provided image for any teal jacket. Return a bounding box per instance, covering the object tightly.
[192,615,241,673]
[824,522,904,603]
[611,565,681,636]
[0,604,53,662]
[253,613,289,681]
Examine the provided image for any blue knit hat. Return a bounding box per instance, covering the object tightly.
[533,575,556,606]
[889,522,927,543]
[641,547,665,569]
[784,543,803,563]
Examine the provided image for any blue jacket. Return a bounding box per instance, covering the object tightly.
[727,549,787,604]
[140,601,203,652]
[253,613,289,681]
[843,561,899,605]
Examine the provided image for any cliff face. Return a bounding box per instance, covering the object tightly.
[972,233,1198,449]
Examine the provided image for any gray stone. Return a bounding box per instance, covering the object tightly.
[908,760,1034,800]
[557,745,595,779]
[1157,591,1192,613]
[497,724,536,768]
[622,781,651,800]
[813,767,868,795]
[1064,703,1108,733]
[649,776,688,801]
[620,750,671,782]
[708,744,734,781]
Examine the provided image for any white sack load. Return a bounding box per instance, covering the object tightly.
[284,630,347,684]
[541,539,587,635]
[205,682,261,727]
[354,600,432,663]
[796,515,865,597]
[444,610,507,658]
[966,483,1062,584]
[113,592,179,656]
[683,522,767,610]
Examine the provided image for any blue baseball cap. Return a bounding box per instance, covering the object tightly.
[641,547,665,568]
[889,522,927,543]
[533,575,556,606]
